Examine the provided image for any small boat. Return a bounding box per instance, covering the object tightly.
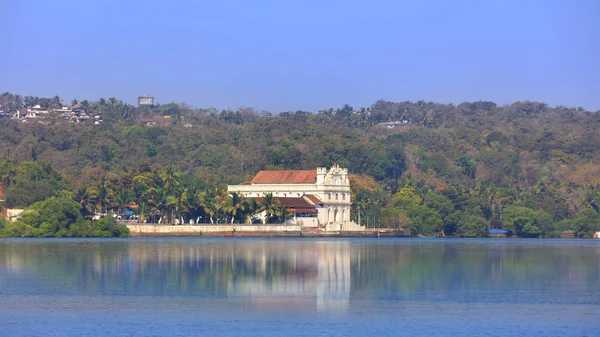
[594,231,600,239]
[418,235,436,239]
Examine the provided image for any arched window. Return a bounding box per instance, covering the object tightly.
[328,193,331,200]
[342,193,345,201]
[335,194,339,200]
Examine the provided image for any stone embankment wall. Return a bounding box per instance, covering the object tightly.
[125,224,411,238]
[127,224,302,237]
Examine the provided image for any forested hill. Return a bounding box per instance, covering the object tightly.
[1,92,600,237]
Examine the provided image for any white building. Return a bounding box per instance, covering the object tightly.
[227,164,364,231]
[138,95,154,107]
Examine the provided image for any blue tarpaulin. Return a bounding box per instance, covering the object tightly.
[124,210,135,215]
[489,229,508,234]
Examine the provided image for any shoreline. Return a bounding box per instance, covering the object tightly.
[124,224,411,238]
[129,230,410,238]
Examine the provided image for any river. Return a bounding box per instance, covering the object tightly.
[0,238,598,336]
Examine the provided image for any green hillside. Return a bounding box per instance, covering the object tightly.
[1,92,600,237]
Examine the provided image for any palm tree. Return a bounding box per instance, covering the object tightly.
[171,186,185,223]
[0,159,16,187]
[97,178,114,214]
[115,188,132,214]
[183,186,201,222]
[148,186,171,223]
[226,192,247,224]
[275,204,292,224]
[73,187,98,215]
[258,193,278,224]
[199,189,217,224]
[50,95,62,109]
[160,165,179,192]
[138,201,148,223]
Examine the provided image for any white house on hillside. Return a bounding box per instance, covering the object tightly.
[227,164,364,231]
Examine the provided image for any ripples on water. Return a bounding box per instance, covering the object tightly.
[0,238,598,336]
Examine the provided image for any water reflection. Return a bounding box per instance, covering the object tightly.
[1,239,599,313]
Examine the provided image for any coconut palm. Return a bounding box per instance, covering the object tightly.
[183,186,201,222]
[275,204,292,224]
[199,189,217,224]
[226,192,248,224]
[171,186,185,223]
[148,186,171,223]
[97,178,114,214]
[160,165,179,192]
[138,201,148,223]
[50,95,62,109]
[258,193,278,224]
[114,188,132,214]
[73,186,98,215]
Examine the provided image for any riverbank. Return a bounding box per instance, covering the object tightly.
[125,224,411,238]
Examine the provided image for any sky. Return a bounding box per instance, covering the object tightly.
[1,0,599,112]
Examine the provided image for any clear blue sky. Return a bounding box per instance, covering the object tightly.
[2,0,599,112]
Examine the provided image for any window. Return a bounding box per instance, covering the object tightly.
[342,194,345,201]
[328,193,331,200]
[335,194,339,200]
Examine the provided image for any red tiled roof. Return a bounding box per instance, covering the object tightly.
[251,170,316,184]
[303,194,323,205]
[249,197,316,210]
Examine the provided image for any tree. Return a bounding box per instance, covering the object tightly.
[160,165,179,192]
[502,206,551,237]
[258,193,278,224]
[92,216,130,237]
[454,156,477,178]
[572,208,600,238]
[227,192,248,224]
[404,205,443,236]
[19,196,85,237]
[115,188,132,212]
[392,187,422,208]
[451,212,488,237]
[72,186,98,215]
[424,191,454,235]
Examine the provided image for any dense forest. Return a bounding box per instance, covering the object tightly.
[1,91,600,238]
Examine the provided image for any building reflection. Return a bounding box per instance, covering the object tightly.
[226,242,351,312]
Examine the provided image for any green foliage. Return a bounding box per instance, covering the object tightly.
[404,205,443,236]
[454,156,476,179]
[0,196,129,238]
[454,212,488,237]
[4,180,58,208]
[92,216,131,238]
[3,93,600,238]
[572,208,600,238]
[19,196,86,237]
[502,206,552,238]
[392,187,422,208]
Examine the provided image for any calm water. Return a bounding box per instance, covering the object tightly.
[0,239,598,336]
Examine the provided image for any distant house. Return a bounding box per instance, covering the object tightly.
[5,209,24,222]
[377,120,409,128]
[138,95,154,107]
[140,115,173,127]
[71,104,85,113]
[27,104,49,114]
